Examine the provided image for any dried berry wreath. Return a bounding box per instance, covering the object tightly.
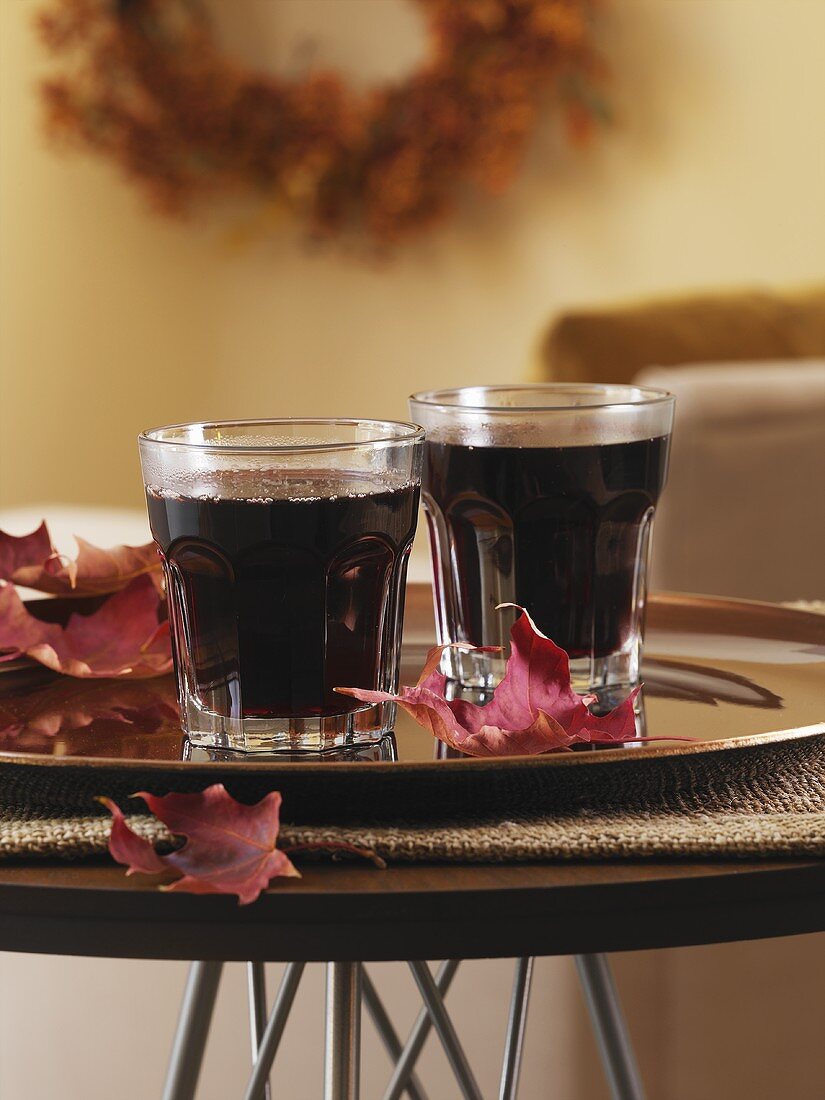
[37,0,607,244]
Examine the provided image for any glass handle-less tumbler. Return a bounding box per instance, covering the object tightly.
[139,418,423,753]
[409,385,675,708]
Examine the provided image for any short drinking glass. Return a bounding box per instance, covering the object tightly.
[409,385,675,705]
[139,419,423,753]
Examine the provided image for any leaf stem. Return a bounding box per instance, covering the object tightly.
[281,841,387,870]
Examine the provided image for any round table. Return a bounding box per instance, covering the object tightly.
[2,857,825,962]
[2,855,825,1100]
[2,590,823,1099]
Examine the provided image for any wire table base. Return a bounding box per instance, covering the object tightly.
[160,954,644,1100]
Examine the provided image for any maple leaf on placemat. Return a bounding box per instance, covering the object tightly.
[337,606,641,758]
[0,574,172,678]
[98,785,300,905]
[0,521,161,596]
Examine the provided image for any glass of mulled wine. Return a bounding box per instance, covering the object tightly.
[409,385,675,707]
[139,419,423,753]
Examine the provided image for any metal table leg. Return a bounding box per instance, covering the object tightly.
[243,962,306,1100]
[247,962,272,1100]
[324,962,362,1100]
[381,959,460,1100]
[499,957,534,1100]
[575,954,646,1100]
[158,952,644,1100]
[161,961,224,1100]
[408,960,484,1100]
[363,967,429,1100]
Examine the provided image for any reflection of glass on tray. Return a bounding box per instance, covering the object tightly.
[0,595,821,777]
[0,673,179,753]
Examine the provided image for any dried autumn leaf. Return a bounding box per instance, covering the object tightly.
[337,606,641,757]
[99,797,168,877]
[0,574,172,679]
[0,521,161,597]
[99,785,299,905]
[0,522,54,584]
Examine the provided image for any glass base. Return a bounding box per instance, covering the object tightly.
[180,697,396,755]
[441,646,641,711]
[183,732,399,763]
[440,654,647,749]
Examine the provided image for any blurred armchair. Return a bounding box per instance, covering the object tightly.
[637,360,825,600]
[540,285,825,387]
[539,286,825,600]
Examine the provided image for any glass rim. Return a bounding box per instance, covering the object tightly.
[139,417,425,455]
[409,383,675,414]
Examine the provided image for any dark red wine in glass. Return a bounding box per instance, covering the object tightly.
[147,472,419,722]
[422,437,670,662]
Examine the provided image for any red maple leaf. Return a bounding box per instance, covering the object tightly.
[0,574,172,678]
[99,785,300,905]
[0,521,161,597]
[337,606,641,757]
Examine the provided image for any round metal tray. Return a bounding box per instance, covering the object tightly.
[1,588,823,822]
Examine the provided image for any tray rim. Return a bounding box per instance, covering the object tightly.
[1,590,823,774]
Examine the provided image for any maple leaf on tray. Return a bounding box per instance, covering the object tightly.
[99,784,300,905]
[0,521,161,597]
[337,605,641,757]
[0,574,172,679]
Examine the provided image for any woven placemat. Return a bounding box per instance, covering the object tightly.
[4,810,825,864]
[0,600,821,865]
[2,733,825,863]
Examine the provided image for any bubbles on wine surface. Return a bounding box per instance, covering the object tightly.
[146,468,415,504]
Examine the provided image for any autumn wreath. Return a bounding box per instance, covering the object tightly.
[37,0,607,244]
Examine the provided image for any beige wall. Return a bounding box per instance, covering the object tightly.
[2,0,825,512]
[2,9,825,1099]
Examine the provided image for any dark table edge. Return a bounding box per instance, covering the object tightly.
[1,861,824,961]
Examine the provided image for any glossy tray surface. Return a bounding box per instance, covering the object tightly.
[0,588,823,779]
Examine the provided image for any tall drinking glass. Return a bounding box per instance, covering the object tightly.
[409,385,675,705]
[139,419,423,753]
